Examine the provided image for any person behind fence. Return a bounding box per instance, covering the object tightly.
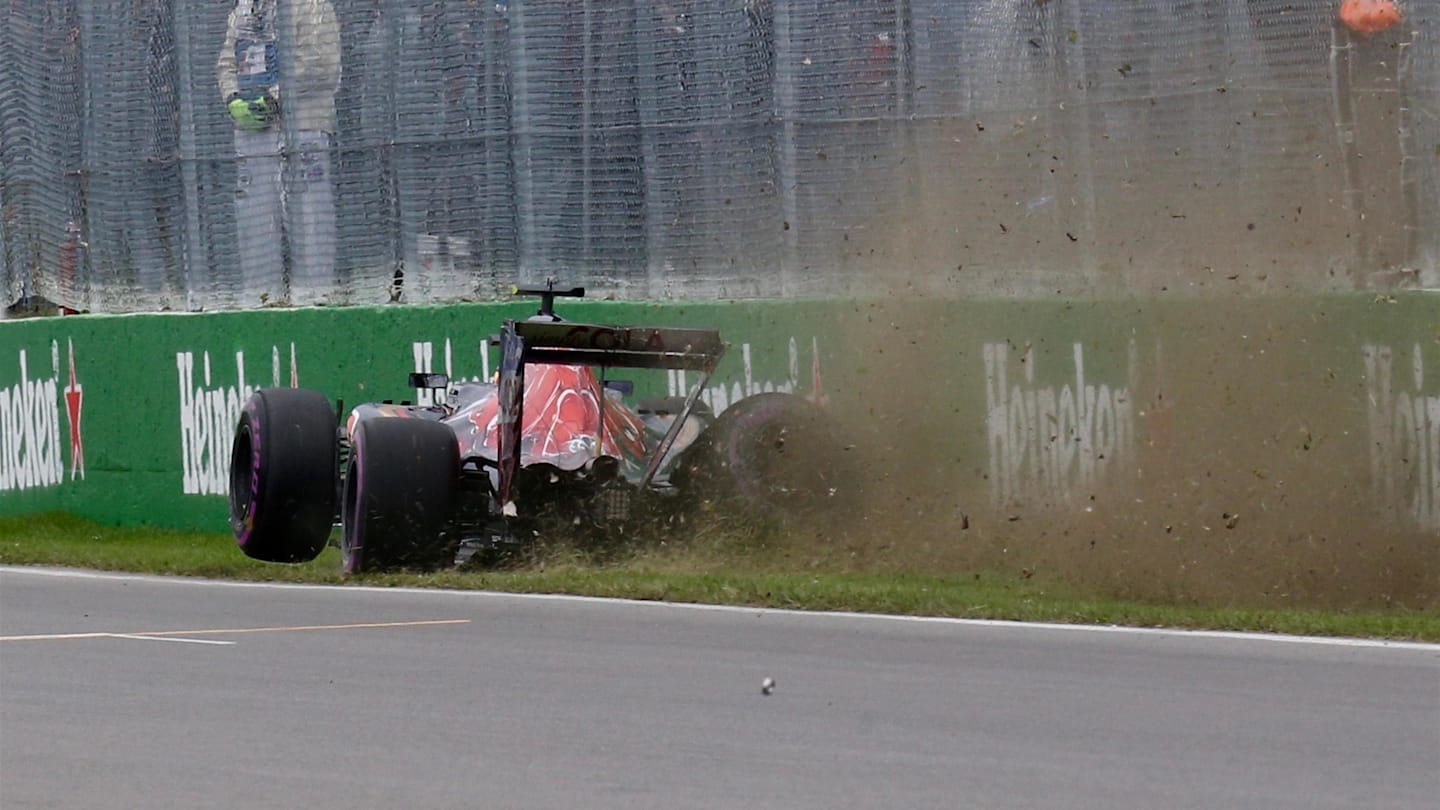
[217,0,340,305]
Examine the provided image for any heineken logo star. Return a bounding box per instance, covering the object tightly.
[64,339,84,481]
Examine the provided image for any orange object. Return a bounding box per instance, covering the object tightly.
[1339,0,1403,35]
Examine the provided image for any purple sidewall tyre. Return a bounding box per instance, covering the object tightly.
[229,388,337,563]
[340,417,458,575]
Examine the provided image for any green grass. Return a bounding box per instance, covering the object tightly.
[2,512,1436,642]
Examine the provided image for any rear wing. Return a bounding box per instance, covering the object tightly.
[494,318,728,509]
[508,320,726,371]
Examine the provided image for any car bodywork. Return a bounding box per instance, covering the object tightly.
[228,284,841,573]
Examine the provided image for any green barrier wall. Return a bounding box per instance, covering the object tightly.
[0,296,1436,542]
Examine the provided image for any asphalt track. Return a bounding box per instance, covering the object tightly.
[1,567,1437,810]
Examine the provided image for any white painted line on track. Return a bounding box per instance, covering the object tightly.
[107,634,236,646]
[0,631,235,645]
[4,565,1437,653]
[0,632,112,642]
[0,618,470,643]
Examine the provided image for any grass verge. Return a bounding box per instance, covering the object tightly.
[1,512,1436,642]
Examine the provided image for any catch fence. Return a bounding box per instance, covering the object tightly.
[1,0,1436,313]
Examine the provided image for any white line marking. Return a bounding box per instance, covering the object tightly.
[0,632,112,642]
[0,619,469,643]
[0,632,234,645]
[108,634,236,646]
[3,565,1437,652]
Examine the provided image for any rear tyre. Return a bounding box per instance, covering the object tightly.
[341,418,458,574]
[674,393,849,519]
[229,388,338,563]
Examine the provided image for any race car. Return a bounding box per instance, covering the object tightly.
[227,283,845,573]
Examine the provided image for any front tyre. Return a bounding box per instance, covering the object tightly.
[229,388,338,563]
[341,417,459,574]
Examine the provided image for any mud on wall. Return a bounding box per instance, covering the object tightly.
[820,293,1439,609]
[0,293,1435,606]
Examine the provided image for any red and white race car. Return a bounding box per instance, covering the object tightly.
[228,283,845,573]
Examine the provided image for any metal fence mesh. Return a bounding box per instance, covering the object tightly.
[1,0,1436,314]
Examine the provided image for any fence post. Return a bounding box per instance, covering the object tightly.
[773,0,801,296]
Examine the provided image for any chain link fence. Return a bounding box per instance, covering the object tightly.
[1,0,1436,313]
